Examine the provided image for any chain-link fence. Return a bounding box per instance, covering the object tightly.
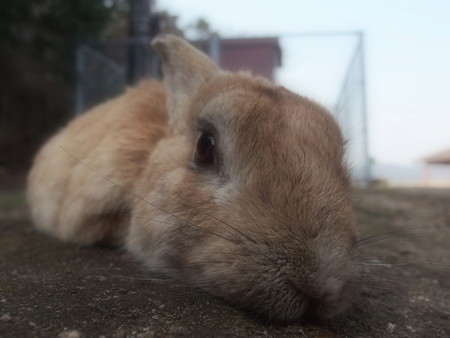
[75,39,159,114]
[74,37,219,113]
[275,32,369,186]
[75,33,370,185]
[333,34,370,186]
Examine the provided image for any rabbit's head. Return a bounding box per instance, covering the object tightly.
[127,35,360,321]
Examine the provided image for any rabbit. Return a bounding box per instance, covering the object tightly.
[27,34,361,321]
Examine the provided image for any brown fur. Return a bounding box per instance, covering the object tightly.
[28,81,168,245]
[28,34,360,321]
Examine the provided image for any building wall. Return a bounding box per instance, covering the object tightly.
[218,38,281,82]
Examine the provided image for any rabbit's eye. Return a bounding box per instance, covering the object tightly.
[195,133,215,166]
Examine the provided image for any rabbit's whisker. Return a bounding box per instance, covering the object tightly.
[60,145,240,245]
[219,200,273,242]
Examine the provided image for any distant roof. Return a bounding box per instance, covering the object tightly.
[424,148,450,164]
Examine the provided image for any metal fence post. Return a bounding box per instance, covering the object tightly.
[359,33,371,185]
[128,0,151,84]
[74,44,84,115]
[208,33,221,66]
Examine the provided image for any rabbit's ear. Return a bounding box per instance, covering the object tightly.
[152,34,219,131]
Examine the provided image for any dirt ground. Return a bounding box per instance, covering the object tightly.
[1,188,449,337]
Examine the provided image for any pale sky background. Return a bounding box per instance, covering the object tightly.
[155,0,450,168]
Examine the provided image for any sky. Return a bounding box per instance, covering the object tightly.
[154,0,450,168]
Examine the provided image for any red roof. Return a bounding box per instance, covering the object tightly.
[424,148,450,164]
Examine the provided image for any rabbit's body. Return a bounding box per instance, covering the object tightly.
[28,35,361,321]
[28,81,168,245]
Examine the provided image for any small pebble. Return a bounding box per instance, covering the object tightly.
[417,295,430,302]
[57,329,81,338]
[406,325,417,333]
[386,323,397,333]
[0,314,12,322]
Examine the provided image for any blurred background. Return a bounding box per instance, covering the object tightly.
[1,0,450,189]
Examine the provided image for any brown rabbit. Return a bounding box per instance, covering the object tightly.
[27,34,361,321]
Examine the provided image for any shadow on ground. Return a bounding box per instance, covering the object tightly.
[1,188,449,337]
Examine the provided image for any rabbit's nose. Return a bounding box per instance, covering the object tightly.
[289,275,346,309]
[321,277,345,303]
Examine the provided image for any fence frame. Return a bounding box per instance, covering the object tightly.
[74,32,371,185]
